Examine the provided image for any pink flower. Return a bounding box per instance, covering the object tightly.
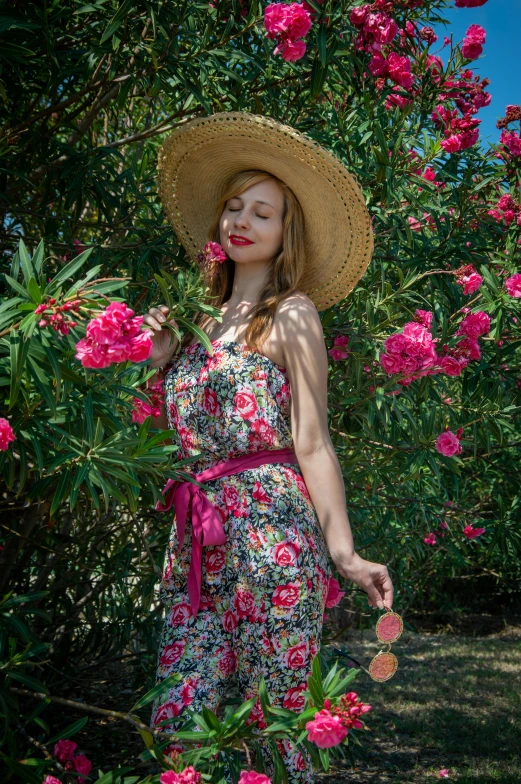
[439,355,467,377]
[461,24,486,60]
[73,754,92,776]
[272,540,301,566]
[75,302,153,369]
[505,273,521,297]
[53,739,77,762]
[414,309,433,329]
[329,346,349,360]
[439,769,451,778]
[350,5,371,27]
[264,2,311,62]
[500,130,521,158]
[457,271,483,295]
[325,577,345,608]
[306,708,348,748]
[238,771,272,784]
[44,777,62,784]
[424,532,437,546]
[456,311,490,339]
[463,525,486,539]
[0,418,15,451]
[386,52,414,90]
[275,38,307,61]
[435,431,463,457]
[456,0,487,6]
[380,321,438,383]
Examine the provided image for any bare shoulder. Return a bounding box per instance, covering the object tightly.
[274,290,325,361]
[276,289,323,331]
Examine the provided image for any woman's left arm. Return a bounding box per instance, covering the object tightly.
[277,294,394,610]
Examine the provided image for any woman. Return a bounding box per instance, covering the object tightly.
[144,113,393,782]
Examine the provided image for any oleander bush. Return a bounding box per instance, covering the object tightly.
[1,0,520,781]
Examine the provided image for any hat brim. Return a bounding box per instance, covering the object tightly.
[157,112,374,311]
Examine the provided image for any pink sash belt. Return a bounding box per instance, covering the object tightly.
[155,447,299,617]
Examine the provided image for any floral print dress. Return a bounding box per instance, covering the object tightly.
[150,339,333,783]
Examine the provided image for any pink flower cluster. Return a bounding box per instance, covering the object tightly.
[505,273,521,297]
[454,264,483,295]
[500,129,521,159]
[431,103,481,153]
[197,240,228,278]
[487,194,521,227]
[435,429,464,457]
[53,739,92,784]
[350,6,399,54]
[160,767,202,784]
[379,318,439,385]
[75,302,153,369]
[132,378,165,424]
[438,69,491,116]
[380,309,491,385]
[264,2,312,62]
[35,296,82,336]
[328,335,349,361]
[0,418,15,451]
[306,694,371,748]
[461,23,486,60]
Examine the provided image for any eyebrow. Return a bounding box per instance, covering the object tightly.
[229,197,275,209]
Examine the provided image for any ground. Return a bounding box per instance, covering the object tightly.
[317,620,521,784]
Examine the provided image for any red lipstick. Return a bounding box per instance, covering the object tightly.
[229,235,254,246]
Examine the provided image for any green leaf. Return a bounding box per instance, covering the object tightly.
[175,316,214,354]
[4,273,29,299]
[50,471,71,517]
[32,239,45,275]
[100,0,134,43]
[47,717,89,745]
[50,247,94,289]
[18,239,35,284]
[318,746,330,771]
[154,273,174,311]
[130,673,181,711]
[317,24,327,67]
[6,670,49,694]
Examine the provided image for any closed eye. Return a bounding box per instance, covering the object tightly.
[228,208,269,220]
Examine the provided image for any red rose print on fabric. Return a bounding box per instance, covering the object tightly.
[272,541,301,566]
[272,582,300,608]
[233,388,258,420]
[160,641,186,667]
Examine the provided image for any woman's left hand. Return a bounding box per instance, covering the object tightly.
[331,551,394,610]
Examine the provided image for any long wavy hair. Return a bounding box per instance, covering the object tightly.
[178,169,307,354]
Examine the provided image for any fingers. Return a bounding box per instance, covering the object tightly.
[142,306,168,332]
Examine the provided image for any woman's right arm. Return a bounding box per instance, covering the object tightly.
[141,304,180,433]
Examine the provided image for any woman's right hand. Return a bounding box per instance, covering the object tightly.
[141,304,179,368]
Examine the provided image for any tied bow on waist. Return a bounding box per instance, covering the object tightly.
[155,447,299,617]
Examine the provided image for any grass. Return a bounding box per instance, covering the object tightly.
[318,624,521,783]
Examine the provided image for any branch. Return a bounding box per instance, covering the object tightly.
[9,686,174,741]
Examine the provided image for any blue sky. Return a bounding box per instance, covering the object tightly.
[431,0,521,151]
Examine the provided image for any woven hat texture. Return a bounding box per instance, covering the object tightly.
[157,111,374,311]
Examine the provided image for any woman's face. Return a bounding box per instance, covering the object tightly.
[219,179,285,265]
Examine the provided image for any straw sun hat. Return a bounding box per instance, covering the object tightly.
[157,111,374,311]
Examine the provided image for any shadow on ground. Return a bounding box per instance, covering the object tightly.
[318,622,521,783]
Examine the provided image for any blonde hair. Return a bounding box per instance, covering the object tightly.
[178,169,306,353]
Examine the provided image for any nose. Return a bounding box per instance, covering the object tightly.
[234,210,250,230]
